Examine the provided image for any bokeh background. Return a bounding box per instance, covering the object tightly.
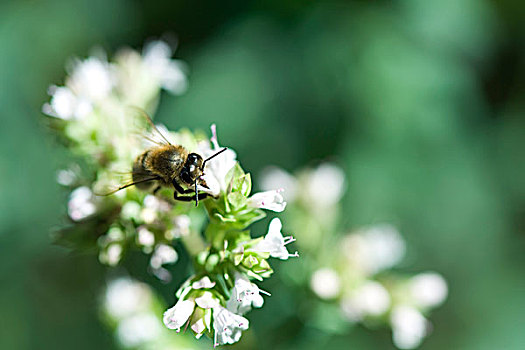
[1,0,525,349]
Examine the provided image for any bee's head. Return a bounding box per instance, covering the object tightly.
[181,153,204,184]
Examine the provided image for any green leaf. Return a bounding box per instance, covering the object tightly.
[227,191,247,210]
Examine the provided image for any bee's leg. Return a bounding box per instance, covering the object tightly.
[172,180,194,194]
[173,192,210,203]
[173,192,194,202]
[152,186,161,195]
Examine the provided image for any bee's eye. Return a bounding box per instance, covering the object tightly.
[187,153,199,165]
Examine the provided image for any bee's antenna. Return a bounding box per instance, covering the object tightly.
[202,148,228,168]
[194,179,199,207]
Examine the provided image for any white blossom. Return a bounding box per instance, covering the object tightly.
[56,168,77,186]
[213,306,249,346]
[142,40,188,95]
[120,201,141,220]
[163,299,196,332]
[340,281,391,321]
[259,166,298,202]
[150,244,178,269]
[42,86,92,120]
[192,276,216,290]
[226,274,268,314]
[310,268,341,300]
[390,306,429,349]
[140,207,158,224]
[116,312,161,347]
[247,189,287,212]
[198,124,237,196]
[341,224,405,275]
[143,194,171,212]
[104,278,151,319]
[137,227,155,250]
[68,186,96,220]
[99,243,123,266]
[253,218,298,260]
[67,56,115,101]
[302,163,345,208]
[409,272,448,309]
[165,215,191,240]
[195,292,220,309]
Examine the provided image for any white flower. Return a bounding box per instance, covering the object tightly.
[42,86,92,120]
[409,272,448,309]
[163,299,196,332]
[310,268,341,300]
[140,207,158,224]
[116,312,161,347]
[226,274,269,314]
[247,189,287,212]
[213,306,249,346]
[104,278,151,319]
[68,186,96,220]
[56,168,77,186]
[143,194,171,212]
[259,166,298,202]
[302,163,345,208]
[390,306,429,349]
[195,291,220,309]
[120,201,141,220]
[166,215,191,239]
[253,218,298,260]
[137,227,155,251]
[99,243,123,266]
[341,224,405,275]
[67,56,115,101]
[340,281,391,321]
[192,276,216,290]
[143,40,187,95]
[198,124,237,196]
[150,244,178,269]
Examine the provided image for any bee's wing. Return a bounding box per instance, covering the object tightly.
[127,106,173,148]
[93,169,160,196]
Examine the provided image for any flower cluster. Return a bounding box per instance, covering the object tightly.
[260,164,447,349]
[44,40,296,346]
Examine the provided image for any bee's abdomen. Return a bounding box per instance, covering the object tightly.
[132,151,157,190]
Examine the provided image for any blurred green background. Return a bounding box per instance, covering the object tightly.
[1,0,525,349]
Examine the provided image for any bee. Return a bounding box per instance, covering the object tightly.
[102,110,226,206]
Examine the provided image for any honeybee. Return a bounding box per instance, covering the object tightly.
[102,110,226,206]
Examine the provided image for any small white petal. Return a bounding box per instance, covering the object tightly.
[150,244,178,269]
[192,276,216,290]
[195,292,220,309]
[68,186,96,220]
[226,274,267,314]
[213,306,249,346]
[303,163,345,208]
[390,306,429,349]
[197,125,237,195]
[105,244,122,266]
[117,313,161,347]
[247,190,287,212]
[104,278,151,319]
[253,218,297,260]
[310,268,341,299]
[137,227,155,248]
[163,299,195,331]
[259,166,298,202]
[409,272,448,308]
[67,56,115,101]
[340,281,391,321]
[341,224,405,274]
